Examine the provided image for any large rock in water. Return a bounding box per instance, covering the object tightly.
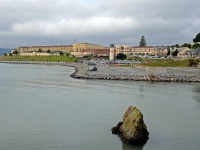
[111,106,149,145]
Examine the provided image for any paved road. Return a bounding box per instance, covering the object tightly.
[87,64,200,76]
[166,67,200,75]
[88,64,146,75]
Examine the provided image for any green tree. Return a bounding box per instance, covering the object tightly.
[59,51,64,56]
[139,36,146,46]
[181,43,191,48]
[9,53,13,56]
[3,53,7,56]
[171,44,180,48]
[66,52,71,56]
[172,49,178,56]
[38,48,42,52]
[116,53,127,60]
[13,50,19,55]
[193,33,200,43]
[175,44,180,48]
[187,59,200,67]
[47,50,51,53]
[191,43,200,49]
[167,49,170,56]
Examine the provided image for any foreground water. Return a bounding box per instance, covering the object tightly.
[0,63,200,150]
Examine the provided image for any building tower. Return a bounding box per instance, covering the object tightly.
[110,43,115,60]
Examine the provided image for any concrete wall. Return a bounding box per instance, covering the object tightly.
[110,47,114,60]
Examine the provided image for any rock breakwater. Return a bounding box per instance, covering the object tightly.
[68,63,200,82]
[71,73,200,82]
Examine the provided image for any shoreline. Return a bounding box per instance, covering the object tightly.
[1,61,200,82]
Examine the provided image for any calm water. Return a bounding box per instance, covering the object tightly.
[0,63,200,150]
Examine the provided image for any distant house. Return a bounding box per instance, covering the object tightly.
[189,47,200,57]
[177,47,191,57]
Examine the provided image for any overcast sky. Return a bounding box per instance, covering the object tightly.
[0,0,199,48]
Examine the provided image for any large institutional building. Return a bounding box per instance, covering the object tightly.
[17,45,74,54]
[16,42,172,57]
[17,43,105,55]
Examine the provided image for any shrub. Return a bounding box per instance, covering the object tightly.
[187,59,199,67]
[59,51,64,56]
[116,53,127,60]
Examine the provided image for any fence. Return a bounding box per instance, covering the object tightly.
[146,67,167,76]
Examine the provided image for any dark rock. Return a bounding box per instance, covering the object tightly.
[112,106,149,145]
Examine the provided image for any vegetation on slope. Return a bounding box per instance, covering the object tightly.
[112,58,200,67]
[0,56,78,62]
[141,58,200,67]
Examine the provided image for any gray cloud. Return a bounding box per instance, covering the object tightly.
[0,0,199,48]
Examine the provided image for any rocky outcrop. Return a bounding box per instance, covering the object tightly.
[112,106,149,145]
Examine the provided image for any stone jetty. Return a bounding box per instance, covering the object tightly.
[1,61,200,82]
[71,74,200,82]
[111,106,149,145]
[69,63,200,82]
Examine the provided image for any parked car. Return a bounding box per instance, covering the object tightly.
[89,66,97,71]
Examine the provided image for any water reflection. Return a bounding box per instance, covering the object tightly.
[192,86,200,102]
[122,142,143,150]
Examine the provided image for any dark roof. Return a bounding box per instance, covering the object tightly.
[154,46,167,50]
[79,42,102,46]
[176,47,189,52]
[182,50,191,55]
[19,45,73,48]
[190,47,200,55]
[132,46,154,48]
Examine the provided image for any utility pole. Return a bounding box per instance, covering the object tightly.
[52,39,53,46]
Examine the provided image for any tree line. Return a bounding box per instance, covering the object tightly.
[139,33,200,49]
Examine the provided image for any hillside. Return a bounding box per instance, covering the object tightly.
[0,55,78,62]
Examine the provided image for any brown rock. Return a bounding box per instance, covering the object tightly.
[112,106,149,145]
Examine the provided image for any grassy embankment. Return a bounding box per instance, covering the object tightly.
[0,56,78,62]
[112,58,200,67]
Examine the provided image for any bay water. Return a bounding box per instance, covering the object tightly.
[0,63,200,150]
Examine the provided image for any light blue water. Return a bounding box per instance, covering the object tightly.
[0,63,200,150]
